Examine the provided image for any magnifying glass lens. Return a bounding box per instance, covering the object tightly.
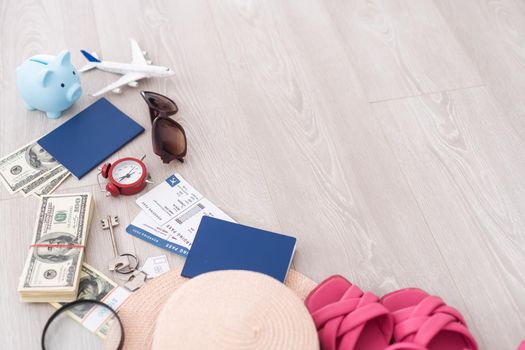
[42,300,123,350]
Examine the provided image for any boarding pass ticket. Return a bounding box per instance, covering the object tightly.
[127,173,235,256]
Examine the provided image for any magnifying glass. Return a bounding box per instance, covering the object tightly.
[41,299,124,350]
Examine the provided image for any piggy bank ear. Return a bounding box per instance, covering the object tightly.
[55,50,71,66]
[39,69,54,87]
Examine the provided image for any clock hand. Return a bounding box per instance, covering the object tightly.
[117,171,137,182]
[117,167,137,181]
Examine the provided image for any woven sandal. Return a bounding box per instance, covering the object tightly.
[381,288,478,350]
[305,275,393,350]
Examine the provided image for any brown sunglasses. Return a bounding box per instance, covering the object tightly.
[141,91,187,163]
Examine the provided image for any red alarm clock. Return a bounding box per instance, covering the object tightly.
[100,157,148,196]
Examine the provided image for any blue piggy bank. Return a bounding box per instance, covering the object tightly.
[16,50,82,119]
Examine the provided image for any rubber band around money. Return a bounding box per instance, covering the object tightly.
[30,244,85,249]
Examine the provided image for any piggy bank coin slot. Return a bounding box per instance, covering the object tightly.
[29,58,48,65]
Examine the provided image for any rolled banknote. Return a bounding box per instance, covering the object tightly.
[50,263,131,338]
[0,140,61,194]
[18,192,94,302]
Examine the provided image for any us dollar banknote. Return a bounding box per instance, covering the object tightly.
[18,193,94,302]
[20,165,65,196]
[32,170,71,198]
[0,140,60,194]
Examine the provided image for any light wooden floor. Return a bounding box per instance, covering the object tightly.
[1,0,524,349]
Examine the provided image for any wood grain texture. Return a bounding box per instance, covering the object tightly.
[373,87,525,349]
[208,0,461,294]
[324,0,483,102]
[434,0,525,140]
[1,0,524,349]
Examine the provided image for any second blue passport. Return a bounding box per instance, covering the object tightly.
[181,216,297,283]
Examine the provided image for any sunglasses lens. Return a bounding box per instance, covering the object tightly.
[153,119,187,162]
[149,96,177,113]
[142,91,178,114]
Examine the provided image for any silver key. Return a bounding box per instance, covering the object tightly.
[124,270,148,291]
[101,215,133,273]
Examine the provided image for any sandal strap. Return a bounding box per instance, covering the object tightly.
[311,299,360,326]
[410,296,466,325]
[396,313,454,343]
[386,342,428,350]
[392,296,476,348]
[310,287,377,326]
[339,301,392,335]
[310,285,393,350]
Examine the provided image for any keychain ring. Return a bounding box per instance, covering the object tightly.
[114,253,139,275]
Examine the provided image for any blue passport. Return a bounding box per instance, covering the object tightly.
[181,217,297,282]
[38,98,144,179]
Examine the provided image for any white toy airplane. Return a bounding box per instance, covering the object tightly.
[79,39,174,97]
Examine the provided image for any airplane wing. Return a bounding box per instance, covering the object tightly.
[91,72,146,97]
[130,38,148,66]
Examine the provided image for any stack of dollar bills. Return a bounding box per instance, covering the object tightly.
[18,193,94,302]
[0,140,70,197]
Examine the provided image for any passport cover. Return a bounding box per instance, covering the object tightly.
[181,216,297,282]
[37,98,144,179]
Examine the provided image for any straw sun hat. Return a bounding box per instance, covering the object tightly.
[103,267,319,350]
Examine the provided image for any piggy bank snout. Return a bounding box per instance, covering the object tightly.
[67,83,82,103]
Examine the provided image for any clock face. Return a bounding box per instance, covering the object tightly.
[111,159,144,185]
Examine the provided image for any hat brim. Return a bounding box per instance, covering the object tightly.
[103,267,317,350]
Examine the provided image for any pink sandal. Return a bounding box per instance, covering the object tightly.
[305,275,393,350]
[381,288,478,350]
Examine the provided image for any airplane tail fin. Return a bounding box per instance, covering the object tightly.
[80,50,101,63]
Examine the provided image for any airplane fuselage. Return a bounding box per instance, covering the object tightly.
[92,61,175,77]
